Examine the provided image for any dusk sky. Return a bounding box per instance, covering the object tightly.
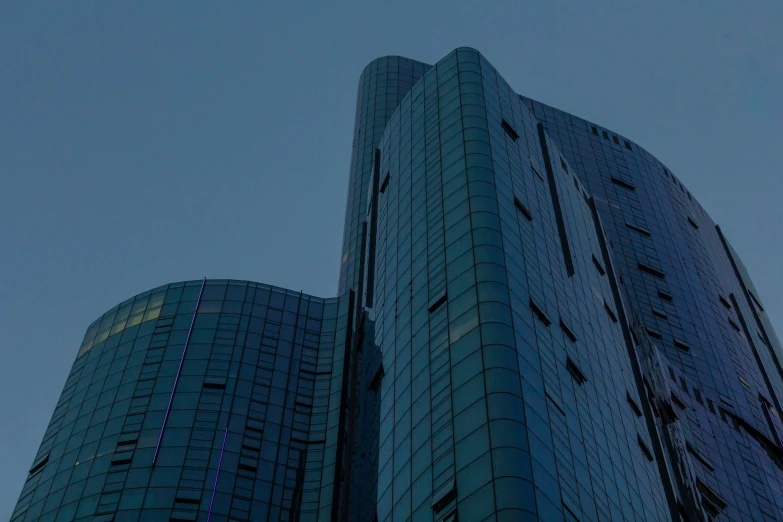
[2,2,781,517]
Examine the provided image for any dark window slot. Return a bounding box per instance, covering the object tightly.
[625,222,651,237]
[379,172,390,194]
[202,381,226,390]
[529,299,551,327]
[537,122,575,277]
[294,401,313,410]
[749,291,765,313]
[602,130,609,140]
[696,480,727,511]
[368,364,385,392]
[175,492,202,504]
[28,454,49,475]
[652,308,667,320]
[626,392,642,417]
[111,454,133,466]
[739,376,750,389]
[431,479,457,512]
[513,196,532,221]
[728,318,740,332]
[592,255,606,276]
[559,318,577,343]
[637,435,654,461]
[531,163,544,181]
[638,263,665,279]
[603,300,618,323]
[566,357,586,385]
[546,393,566,416]
[610,176,636,191]
[624,140,632,151]
[671,391,686,410]
[687,216,699,229]
[591,126,598,135]
[657,290,673,302]
[612,135,620,145]
[238,462,258,473]
[428,291,448,313]
[673,338,690,352]
[501,119,519,141]
[117,438,138,447]
[170,514,197,522]
[560,157,568,172]
[646,328,662,339]
[718,294,731,309]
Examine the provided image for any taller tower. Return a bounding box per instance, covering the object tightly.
[11,48,783,522]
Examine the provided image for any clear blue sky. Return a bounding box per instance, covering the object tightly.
[1,2,781,517]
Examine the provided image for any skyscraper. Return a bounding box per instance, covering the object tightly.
[11,47,783,522]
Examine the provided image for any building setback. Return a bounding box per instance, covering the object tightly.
[11,48,783,522]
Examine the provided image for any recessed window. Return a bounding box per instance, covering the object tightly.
[379,172,390,194]
[638,263,665,279]
[646,328,662,339]
[627,392,642,417]
[602,130,609,140]
[611,176,636,191]
[612,135,620,145]
[530,299,551,326]
[718,294,731,309]
[546,392,566,416]
[637,435,654,461]
[592,255,606,276]
[658,290,673,302]
[566,357,586,385]
[531,163,544,181]
[624,140,632,151]
[673,337,690,352]
[652,308,667,320]
[559,318,577,343]
[428,290,447,313]
[431,479,457,513]
[368,364,384,392]
[603,300,618,323]
[560,157,568,172]
[501,119,519,141]
[591,126,598,135]
[686,442,715,471]
[513,196,532,221]
[728,318,740,332]
[687,216,699,229]
[625,222,651,237]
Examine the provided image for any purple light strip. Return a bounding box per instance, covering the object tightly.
[207,426,229,522]
[152,277,206,465]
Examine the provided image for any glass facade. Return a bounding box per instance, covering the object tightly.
[12,48,783,521]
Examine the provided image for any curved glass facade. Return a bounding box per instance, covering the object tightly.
[12,47,783,521]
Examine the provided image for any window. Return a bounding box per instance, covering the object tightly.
[592,255,606,276]
[646,328,662,339]
[566,357,586,385]
[625,222,651,237]
[368,364,384,392]
[652,308,667,320]
[673,337,690,352]
[559,318,577,343]
[728,318,740,332]
[612,135,620,145]
[428,290,447,313]
[546,393,566,416]
[637,435,654,461]
[379,172,390,194]
[603,300,618,323]
[602,130,609,139]
[591,126,598,135]
[611,176,636,191]
[658,290,673,302]
[560,157,568,172]
[687,216,699,230]
[638,263,665,279]
[718,294,731,309]
[624,140,632,151]
[626,392,642,417]
[431,478,457,513]
[529,299,551,326]
[501,119,519,141]
[513,196,532,221]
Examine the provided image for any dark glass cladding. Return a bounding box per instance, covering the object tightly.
[13,47,783,522]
